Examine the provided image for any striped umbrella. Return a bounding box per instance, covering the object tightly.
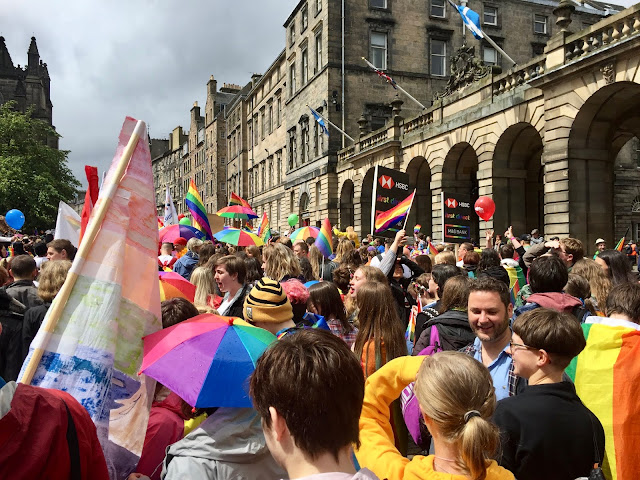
[213,228,265,247]
[159,224,206,243]
[216,205,259,220]
[159,271,196,302]
[290,226,320,242]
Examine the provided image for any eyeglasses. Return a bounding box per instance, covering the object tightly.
[509,341,537,351]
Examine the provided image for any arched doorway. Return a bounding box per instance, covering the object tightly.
[405,157,432,235]
[568,81,640,247]
[299,192,310,227]
[339,180,355,230]
[359,168,376,237]
[492,123,544,236]
[442,142,480,243]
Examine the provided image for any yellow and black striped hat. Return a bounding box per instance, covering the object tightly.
[243,277,293,324]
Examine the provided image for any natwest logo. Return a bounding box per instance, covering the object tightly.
[446,198,458,209]
[379,175,395,189]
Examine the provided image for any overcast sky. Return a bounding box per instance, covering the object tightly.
[3,0,637,187]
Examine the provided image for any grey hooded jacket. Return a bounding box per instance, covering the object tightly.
[160,407,285,480]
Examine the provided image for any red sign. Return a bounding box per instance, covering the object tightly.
[446,198,458,209]
[379,175,395,189]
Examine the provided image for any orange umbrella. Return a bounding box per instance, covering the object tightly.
[159,271,195,302]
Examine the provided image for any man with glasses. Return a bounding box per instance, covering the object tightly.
[493,308,604,480]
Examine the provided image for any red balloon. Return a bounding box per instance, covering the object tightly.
[474,196,495,221]
[178,214,185,220]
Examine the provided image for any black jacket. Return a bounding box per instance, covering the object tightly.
[224,284,250,319]
[6,280,42,311]
[493,381,605,480]
[21,302,51,364]
[0,287,26,381]
[412,309,474,355]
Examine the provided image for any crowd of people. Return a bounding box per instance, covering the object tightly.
[1,224,639,480]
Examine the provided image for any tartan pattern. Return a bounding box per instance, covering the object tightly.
[461,343,517,397]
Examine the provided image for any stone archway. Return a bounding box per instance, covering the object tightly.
[492,123,544,237]
[405,156,432,235]
[299,192,310,227]
[339,179,355,230]
[567,81,640,247]
[359,168,376,237]
[442,142,480,243]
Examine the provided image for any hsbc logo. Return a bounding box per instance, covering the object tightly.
[446,198,458,208]
[379,175,394,189]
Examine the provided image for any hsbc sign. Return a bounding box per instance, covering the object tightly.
[372,166,411,238]
[442,191,472,243]
[379,175,394,189]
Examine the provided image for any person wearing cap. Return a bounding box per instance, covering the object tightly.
[593,238,606,259]
[529,228,544,245]
[173,237,187,259]
[243,278,296,336]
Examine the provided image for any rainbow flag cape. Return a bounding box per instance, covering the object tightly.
[374,190,415,233]
[257,212,271,242]
[20,118,162,478]
[566,318,640,480]
[315,218,333,258]
[230,192,252,209]
[186,179,212,240]
[615,236,625,252]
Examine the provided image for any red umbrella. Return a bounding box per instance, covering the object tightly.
[159,271,195,302]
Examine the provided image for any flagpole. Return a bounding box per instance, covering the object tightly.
[20,120,147,385]
[402,189,417,230]
[362,57,427,110]
[307,105,355,143]
[482,34,516,67]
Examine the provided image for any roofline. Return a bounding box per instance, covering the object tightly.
[283,0,307,27]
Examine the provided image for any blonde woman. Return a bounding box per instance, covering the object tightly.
[321,238,354,281]
[190,266,216,308]
[572,258,611,314]
[308,244,323,280]
[262,243,302,282]
[357,351,514,480]
[21,260,72,363]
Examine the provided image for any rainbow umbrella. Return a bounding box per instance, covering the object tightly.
[159,271,196,302]
[140,315,277,408]
[290,226,320,242]
[158,224,206,243]
[213,228,264,247]
[216,205,259,220]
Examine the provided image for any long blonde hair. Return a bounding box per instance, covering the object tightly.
[263,243,301,281]
[190,266,215,307]
[308,245,323,280]
[38,260,72,302]
[334,238,354,263]
[415,351,499,480]
[572,258,611,311]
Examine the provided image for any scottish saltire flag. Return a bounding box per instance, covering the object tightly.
[54,200,81,247]
[309,107,330,136]
[567,318,640,480]
[447,0,483,39]
[164,185,178,226]
[20,117,162,479]
[374,190,416,233]
[186,179,213,239]
[316,217,333,258]
[257,212,271,242]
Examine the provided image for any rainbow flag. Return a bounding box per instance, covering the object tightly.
[374,190,415,233]
[615,236,625,252]
[315,218,333,258]
[230,192,251,209]
[186,179,212,240]
[406,297,422,342]
[566,318,640,480]
[427,240,438,254]
[257,212,271,242]
[414,224,421,234]
[20,118,162,478]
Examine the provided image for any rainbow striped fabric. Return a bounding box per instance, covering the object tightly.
[374,190,415,233]
[257,212,271,242]
[186,180,212,240]
[315,218,333,258]
[566,318,640,480]
[230,192,251,209]
[615,236,625,252]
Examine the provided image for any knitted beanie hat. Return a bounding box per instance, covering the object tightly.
[243,277,293,324]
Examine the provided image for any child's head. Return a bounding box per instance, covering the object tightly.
[250,329,364,465]
[160,242,173,255]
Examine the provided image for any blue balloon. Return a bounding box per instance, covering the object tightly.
[5,209,25,230]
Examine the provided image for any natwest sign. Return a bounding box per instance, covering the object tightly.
[379,175,395,189]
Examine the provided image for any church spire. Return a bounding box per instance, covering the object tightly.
[27,36,40,74]
[0,37,14,73]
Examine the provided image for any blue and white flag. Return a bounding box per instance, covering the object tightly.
[448,0,484,39]
[164,185,178,225]
[309,106,330,136]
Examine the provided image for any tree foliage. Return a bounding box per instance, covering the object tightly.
[0,102,79,231]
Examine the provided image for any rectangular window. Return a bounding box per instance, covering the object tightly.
[316,0,322,14]
[302,48,308,84]
[277,154,282,184]
[290,62,297,97]
[288,130,296,169]
[484,6,498,26]
[261,110,266,139]
[370,0,387,8]
[290,24,296,45]
[534,14,547,34]
[430,0,446,18]
[370,32,387,70]
[301,5,308,31]
[315,32,322,73]
[277,97,282,126]
[483,45,498,65]
[316,180,321,206]
[430,39,446,76]
[290,191,295,214]
[268,105,273,134]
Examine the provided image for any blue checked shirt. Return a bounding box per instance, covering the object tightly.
[462,338,517,400]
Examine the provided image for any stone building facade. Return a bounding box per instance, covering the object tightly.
[0,36,57,148]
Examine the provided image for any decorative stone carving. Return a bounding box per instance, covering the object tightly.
[601,63,615,84]
[554,0,575,33]
[434,44,491,100]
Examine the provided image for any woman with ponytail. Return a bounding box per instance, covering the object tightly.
[356,351,513,480]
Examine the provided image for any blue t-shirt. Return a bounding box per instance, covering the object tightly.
[471,337,512,401]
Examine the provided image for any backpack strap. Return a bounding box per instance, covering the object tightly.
[63,401,81,480]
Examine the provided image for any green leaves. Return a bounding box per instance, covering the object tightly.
[0,102,79,231]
